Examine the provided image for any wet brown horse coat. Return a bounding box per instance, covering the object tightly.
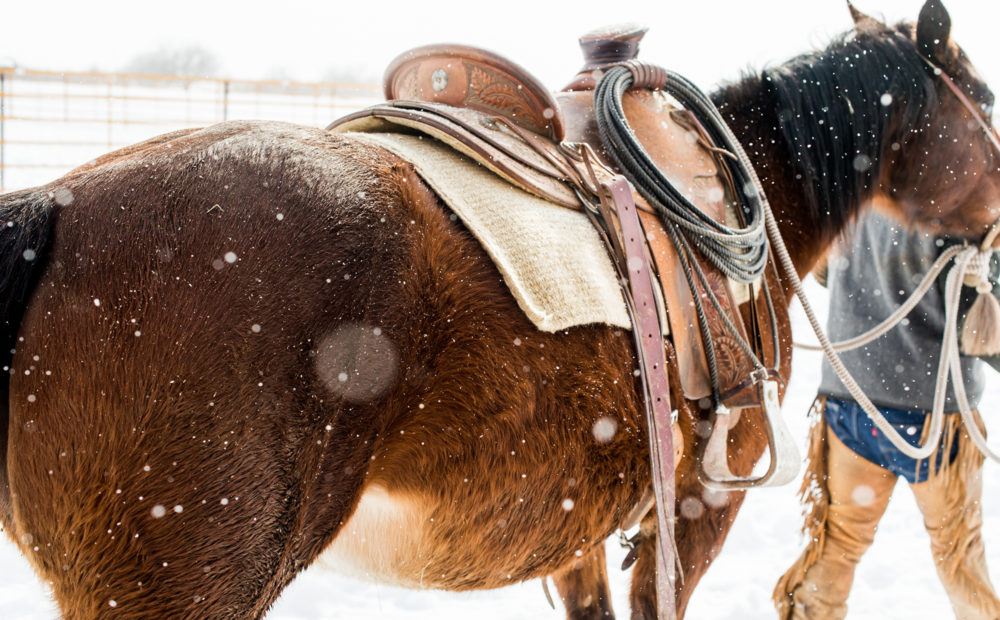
[0,3,997,618]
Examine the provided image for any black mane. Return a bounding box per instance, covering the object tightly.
[716,25,935,234]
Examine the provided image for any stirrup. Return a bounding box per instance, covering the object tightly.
[698,380,800,490]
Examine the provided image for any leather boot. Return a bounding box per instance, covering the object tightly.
[789,426,897,620]
[910,423,1000,620]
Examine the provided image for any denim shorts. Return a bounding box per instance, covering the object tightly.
[822,397,959,484]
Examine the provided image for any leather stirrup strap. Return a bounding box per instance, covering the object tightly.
[596,177,677,618]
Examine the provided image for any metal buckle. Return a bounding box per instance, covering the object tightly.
[748,367,769,385]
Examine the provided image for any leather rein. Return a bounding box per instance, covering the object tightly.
[927,59,1000,160]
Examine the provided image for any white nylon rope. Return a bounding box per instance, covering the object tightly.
[706,75,999,461]
[795,245,963,353]
[793,242,1000,462]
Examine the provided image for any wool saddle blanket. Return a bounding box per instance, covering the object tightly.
[348,130,633,333]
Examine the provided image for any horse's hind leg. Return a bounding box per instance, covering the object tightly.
[629,485,750,619]
[5,368,371,619]
[627,512,659,620]
[552,544,616,619]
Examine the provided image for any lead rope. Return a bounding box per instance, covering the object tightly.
[705,109,954,460]
[795,243,1000,461]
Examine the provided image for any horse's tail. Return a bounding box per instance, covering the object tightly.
[0,189,55,372]
[0,188,56,515]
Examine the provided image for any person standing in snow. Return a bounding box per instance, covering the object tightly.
[773,211,1000,619]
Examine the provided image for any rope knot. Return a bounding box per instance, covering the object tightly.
[962,248,992,288]
[959,246,1000,356]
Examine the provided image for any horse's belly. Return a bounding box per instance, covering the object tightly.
[318,485,437,587]
[318,481,588,590]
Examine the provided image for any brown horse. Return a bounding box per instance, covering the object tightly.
[0,2,996,619]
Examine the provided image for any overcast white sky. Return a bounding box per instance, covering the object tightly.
[1,1,997,92]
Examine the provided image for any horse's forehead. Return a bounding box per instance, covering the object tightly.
[953,46,993,102]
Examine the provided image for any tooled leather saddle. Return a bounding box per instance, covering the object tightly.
[332,30,781,411]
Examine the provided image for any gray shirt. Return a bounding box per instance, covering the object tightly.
[818,213,987,412]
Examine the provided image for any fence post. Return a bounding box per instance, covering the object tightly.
[223,80,230,121]
[106,76,113,152]
[1,71,6,192]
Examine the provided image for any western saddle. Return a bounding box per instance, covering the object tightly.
[328,26,800,618]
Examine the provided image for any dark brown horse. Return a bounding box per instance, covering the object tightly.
[0,2,996,618]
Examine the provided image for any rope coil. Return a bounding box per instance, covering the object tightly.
[594,65,769,285]
[594,63,776,409]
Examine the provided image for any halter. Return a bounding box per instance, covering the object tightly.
[923,57,1000,173]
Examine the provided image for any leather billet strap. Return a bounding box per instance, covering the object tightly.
[584,176,677,619]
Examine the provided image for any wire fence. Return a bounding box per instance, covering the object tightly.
[0,67,382,192]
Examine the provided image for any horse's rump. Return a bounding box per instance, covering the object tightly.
[1,121,429,614]
[2,120,656,614]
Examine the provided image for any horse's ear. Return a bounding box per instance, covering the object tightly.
[847,1,883,29]
[917,0,952,61]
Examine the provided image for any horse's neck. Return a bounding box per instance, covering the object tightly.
[715,77,868,285]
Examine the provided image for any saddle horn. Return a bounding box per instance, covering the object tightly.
[577,24,648,72]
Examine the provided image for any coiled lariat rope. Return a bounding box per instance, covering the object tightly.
[594,64,773,408]
[595,65,769,284]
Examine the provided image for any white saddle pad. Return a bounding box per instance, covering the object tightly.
[348,132,630,333]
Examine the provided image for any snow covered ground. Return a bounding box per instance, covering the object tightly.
[0,282,997,619]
